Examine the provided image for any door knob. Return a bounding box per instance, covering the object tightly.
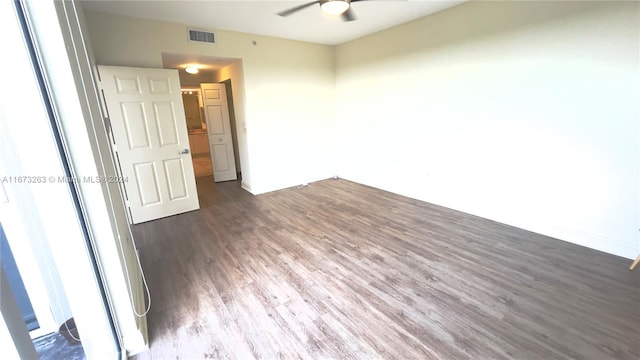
[179,149,190,155]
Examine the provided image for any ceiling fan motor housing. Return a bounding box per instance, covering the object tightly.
[320,0,351,5]
[320,0,352,15]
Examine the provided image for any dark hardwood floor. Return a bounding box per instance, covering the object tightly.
[131,178,639,360]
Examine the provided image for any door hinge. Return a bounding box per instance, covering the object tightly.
[94,65,102,82]
[104,117,111,134]
[100,88,110,119]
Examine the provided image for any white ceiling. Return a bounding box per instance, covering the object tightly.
[161,52,238,72]
[80,0,466,46]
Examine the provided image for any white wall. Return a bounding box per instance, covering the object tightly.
[336,1,639,258]
[83,3,639,259]
[84,10,337,194]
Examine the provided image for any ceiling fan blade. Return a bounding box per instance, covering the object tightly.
[341,7,356,22]
[277,1,320,17]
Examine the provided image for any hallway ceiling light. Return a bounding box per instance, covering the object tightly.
[185,66,199,74]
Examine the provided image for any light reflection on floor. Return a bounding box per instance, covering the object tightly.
[192,154,213,178]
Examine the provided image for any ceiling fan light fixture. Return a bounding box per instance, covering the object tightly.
[321,0,350,16]
[185,66,199,74]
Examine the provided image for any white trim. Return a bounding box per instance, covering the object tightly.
[35,0,149,355]
[241,181,254,194]
[0,0,69,343]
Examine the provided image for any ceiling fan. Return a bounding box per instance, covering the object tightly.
[277,0,371,22]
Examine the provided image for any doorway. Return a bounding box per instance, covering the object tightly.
[182,83,241,182]
[161,53,247,186]
[221,79,242,181]
[182,88,213,178]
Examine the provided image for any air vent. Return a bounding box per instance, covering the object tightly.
[188,29,215,44]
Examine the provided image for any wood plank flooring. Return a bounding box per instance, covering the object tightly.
[131,178,639,360]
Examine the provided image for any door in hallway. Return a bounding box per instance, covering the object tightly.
[201,83,237,182]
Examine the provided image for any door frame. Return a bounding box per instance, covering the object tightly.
[44,1,150,355]
[1,0,121,358]
[2,0,151,357]
[220,79,242,179]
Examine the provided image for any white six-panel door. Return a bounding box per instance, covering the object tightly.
[99,66,199,224]
[200,83,237,182]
